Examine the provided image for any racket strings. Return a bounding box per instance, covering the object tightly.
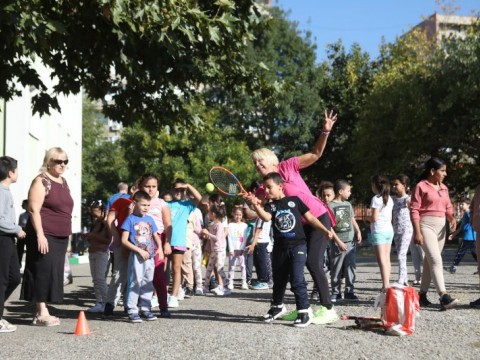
[210,169,240,195]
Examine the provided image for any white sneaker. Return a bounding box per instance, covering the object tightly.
[168,295,179,308]
[241,282,249,290]
[211,286,224,296]
[227,283,234,290]
[151,296,159,309]
[177,287,185,301]
[87,302,105,313]
[0,318,16,333]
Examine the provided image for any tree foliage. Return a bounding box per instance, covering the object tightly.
[352,23,480,195]
[82,98,129,203]
[207,7,323,157]
[0,0,269,129]
[119,100,256,205]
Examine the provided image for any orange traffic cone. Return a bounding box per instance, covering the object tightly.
[74,311,92,336]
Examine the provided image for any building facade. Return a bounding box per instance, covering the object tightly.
[0,62,83,233]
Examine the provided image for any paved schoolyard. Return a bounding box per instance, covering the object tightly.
[1,246,479,360]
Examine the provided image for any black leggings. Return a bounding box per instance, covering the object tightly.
[305,213,332,307]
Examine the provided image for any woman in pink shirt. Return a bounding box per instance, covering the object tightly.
[250,110,342,325]
[410,157,458,310]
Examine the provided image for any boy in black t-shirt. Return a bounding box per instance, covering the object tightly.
[245,172,333,328]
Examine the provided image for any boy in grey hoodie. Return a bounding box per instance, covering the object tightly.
[0,156,26,333]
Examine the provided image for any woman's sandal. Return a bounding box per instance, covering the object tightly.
[32,315,60,327]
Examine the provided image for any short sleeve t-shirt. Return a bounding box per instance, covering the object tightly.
[121,214,158,258]
[370,195,394,234]
[255,218,272,244]
[148,197,168,234]
[168,200,196,247]
[110,197,133,231]
[256,157,328,223]
[227,222,248,251]
[328,200,355,243]
[264,196,309,249]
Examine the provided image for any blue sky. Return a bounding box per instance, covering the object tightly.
[275,0,479,60]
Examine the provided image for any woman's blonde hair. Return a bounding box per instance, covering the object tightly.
[40,147,67,173]
[251,148,279,167]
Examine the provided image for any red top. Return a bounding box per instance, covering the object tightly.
[410,180,453,222]
[40,180,74,237]
[110,196,132,231]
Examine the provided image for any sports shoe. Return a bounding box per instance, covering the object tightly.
[141,311,157,321]
[263,304,288,323]
[419,292,432,307]
[129,313,143,323]
[312,306,339,325]
[0,318,16,333]
[177,287,185,301]
[331,293,342,303]
[63,273,73,286]
[151,296,159,309]
[440,293,458,310]
[168,295,179,308]
[184,287,194,298]
[344,292,359,301]
[293,308,313,328]
[227,282,234,290]
[310,289,320,302]
[241,282,249,290]
[223,287,232,296]
[469,298,480,308]
[195,288,204,296]
[251,282,269,290]
[159,309,171,318]
[103,302,114,317]
[211,286,224,296]
[445,265,456,274]
[87,302,105,313]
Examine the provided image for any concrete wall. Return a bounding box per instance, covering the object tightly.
[1,62,83,233]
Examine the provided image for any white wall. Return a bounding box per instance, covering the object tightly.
[4,62,83,233]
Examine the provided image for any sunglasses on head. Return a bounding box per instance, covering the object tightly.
[53,159,69,165]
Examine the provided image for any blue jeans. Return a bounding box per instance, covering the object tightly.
[271,244,309,310]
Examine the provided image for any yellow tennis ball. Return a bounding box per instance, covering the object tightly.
[205,183,215,193]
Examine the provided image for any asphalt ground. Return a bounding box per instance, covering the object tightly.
[1,245,480,360]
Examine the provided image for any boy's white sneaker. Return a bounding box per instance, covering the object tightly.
[227,283,234,290]
[241,282,249,290]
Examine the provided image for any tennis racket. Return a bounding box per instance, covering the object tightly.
[209,166,249,197]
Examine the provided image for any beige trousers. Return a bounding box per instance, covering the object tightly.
[420,216,447,295]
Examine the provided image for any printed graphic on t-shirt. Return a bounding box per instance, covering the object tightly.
[275,209,296,233]
[333,205,352,233]
[134,221,154,254]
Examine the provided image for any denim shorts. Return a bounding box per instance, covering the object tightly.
[371,230,394,246]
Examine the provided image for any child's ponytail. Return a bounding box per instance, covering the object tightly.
[372,175,390,205]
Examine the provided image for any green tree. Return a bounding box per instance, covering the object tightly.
[303,41,375,197]
[0,0,268,129]
[82,98,128,203]
[120,100,256,206]
[208,7,323,157]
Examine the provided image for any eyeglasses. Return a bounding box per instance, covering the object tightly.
[53,159,69,165]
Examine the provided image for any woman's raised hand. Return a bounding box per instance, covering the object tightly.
[323,109,338,132]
